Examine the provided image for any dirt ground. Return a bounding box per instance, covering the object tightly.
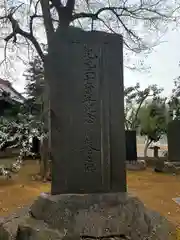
[128,170,180,227]
[0,160,49,217]
[0,159,179,228]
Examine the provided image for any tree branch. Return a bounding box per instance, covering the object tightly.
[72,4,175,21]
[3,13,44,62]
[72,3,176,52]
[72,7,122,21]
[66,0,75,14]
[54,0,76,27]
[30,0,40,35]
[40,0,54,44]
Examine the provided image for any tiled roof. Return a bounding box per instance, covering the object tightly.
[0,78,25,103]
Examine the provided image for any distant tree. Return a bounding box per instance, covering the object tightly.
[168,77,180,120]
[24,57,51,180]
[172,76,180,97]
[168,97,180,120]
[138,98,168,157]
[124,83,163,130]
[24,56,44,116]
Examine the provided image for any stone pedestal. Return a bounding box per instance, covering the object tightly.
[126,160,146,171]
[0,193,176,240]
[153,160,180,174]
[163,161,180,174]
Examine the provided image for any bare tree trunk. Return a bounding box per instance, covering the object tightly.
[40,135,49,181]
[38,0,75,181]
[144,139,152,157]
[39,73,50,180]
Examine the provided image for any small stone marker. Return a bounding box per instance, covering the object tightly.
[46,27,126,194]
[150,145,160,158]
[31,136,40,156]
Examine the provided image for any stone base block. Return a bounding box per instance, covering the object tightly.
[126,160,146,171]
[163,162,180,174]
[153,160,180,174]
[0,192,176,240]
[0,206,63,240]
[168,161,180,166]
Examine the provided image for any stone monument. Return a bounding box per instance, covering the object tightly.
[125,130,137,161]
[125,131,146,170]
[168,120,180,162]
[0,28,176,239]
[47,27,126,194]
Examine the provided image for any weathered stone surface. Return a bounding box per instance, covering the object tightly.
[0,206,30,239]
[0,193,176,240]
[0,208,63,240]
[15,222,63,240]
[126,160,146,171]
[46,27,126,194]
[29,193,175,240]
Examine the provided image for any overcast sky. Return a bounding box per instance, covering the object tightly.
[124,28,180,97]
[0,24,180,97]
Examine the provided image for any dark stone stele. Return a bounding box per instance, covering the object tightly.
[125,130,137,161]
[31,136,40,157]
[46,27,126,195]
[168,120,180,162]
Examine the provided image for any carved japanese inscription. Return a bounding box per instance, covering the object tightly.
[83,45,99,173]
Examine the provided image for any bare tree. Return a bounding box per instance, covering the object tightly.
[0,0,178,66]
